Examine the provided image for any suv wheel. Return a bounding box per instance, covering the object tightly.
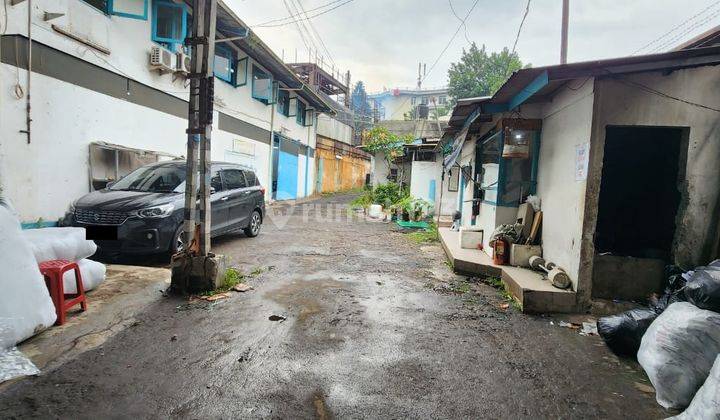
[244,211,262,237]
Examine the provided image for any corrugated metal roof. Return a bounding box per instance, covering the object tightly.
[443,45,720,138]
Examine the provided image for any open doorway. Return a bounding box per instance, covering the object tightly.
[592,126,687,300]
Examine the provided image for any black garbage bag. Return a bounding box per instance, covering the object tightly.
[597,308,658,357]
[685,261,720,312]
[650,265,688,314]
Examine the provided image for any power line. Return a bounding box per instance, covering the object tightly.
[425,0,480,81]
[251,0,347,27]
[387,0,479,119]
[503,0,531,78]
[648,9,720,53]
[631,0,720,55]
[255,0,354,28]
[611,74,720,113]
[448,0,472,45]
[295,0,336,67]
[282,0,313,57]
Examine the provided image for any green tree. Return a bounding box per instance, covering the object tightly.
[363,126,413,183]
[447,43,526,101]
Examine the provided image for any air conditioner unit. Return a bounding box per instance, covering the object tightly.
[149,46,175,73]
[176,51,191,75]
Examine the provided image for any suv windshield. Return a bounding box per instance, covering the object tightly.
[110,164,185,193]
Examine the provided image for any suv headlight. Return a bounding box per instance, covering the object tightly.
[136,203,175,218]
[67,200,77,214]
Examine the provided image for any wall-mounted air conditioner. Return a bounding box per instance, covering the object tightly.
[176,51,191,75]
[149,46,175,73]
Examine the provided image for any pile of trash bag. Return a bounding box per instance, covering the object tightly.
[637,302,720,410]
[670,355,720,419]
[596,308,658,357]
[596,260,720,416]
[683,261,720,312]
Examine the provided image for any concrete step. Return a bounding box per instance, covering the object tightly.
[439,227,577,313]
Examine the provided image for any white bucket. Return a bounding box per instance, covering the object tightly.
[368,204,383,218]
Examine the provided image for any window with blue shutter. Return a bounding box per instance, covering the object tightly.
[251,65,273,104]
[152,0,187,51]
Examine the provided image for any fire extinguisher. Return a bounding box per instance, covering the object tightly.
[493,237,509,265]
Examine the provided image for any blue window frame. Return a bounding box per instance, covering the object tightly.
[268,81,279,105]
[277,89,290,116]
[235,57,248,87]
[251,65,273,104]
[296,100,306,125]
[81,0,148,19]
[152,0,187,50]
[214,45,236,84]
[477,128,540,207]
[109,0,148,19]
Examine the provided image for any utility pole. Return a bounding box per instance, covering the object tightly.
[560,0,569,64]
[171,0,226,294]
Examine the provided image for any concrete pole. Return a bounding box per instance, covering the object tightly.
[560,0,569,64]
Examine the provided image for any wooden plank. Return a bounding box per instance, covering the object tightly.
[526,211,543,245]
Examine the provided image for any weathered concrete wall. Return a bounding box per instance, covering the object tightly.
[583,67,720,303]
[591,255,665,300]
[317,114,353,145]
[536,79,596,294]
[410,161,436,204]
[316,137,370,193]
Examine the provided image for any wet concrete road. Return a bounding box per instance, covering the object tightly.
[1,193,663,419]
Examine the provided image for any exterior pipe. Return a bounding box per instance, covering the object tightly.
[22,0,32,143]
[267,98,276,202]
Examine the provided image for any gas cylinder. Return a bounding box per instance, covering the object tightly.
[493,238,509,265]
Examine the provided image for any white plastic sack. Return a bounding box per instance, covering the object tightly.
[671,354,720,419]
[0,206,57,347]
[638,302,720,410]
[0,347,40,383]
[23,227,97,263]
[62,259,106,294]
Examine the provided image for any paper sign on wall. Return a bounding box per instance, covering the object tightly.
[575,143,590,181]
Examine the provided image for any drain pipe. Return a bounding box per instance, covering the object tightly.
[20,0,32,144]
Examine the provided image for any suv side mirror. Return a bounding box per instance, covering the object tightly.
[105,180,116,189]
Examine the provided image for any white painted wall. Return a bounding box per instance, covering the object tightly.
[317,114,352,145]
[410,161,435,202]
[0,0,320,220]
[371,152,390,186]
[535,79,596,291]
[409,160,457,216]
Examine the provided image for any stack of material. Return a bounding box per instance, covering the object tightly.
[597,261,720,416]
[0,205,56,382]
[23,227,106,293]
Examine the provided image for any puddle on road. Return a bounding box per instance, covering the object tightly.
[265,278,346,326]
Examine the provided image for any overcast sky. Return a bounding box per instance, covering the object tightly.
[226,0,720,93]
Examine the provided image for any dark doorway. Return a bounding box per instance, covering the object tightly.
[595,126,685,259]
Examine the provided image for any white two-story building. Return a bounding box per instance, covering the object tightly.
[0,0,332,226]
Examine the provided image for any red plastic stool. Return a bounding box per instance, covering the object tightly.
[39,260,87,325]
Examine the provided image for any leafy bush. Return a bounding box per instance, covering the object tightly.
[374,182,408,208]
[351,182,409,210]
